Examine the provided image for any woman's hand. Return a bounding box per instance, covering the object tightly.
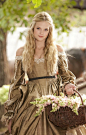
[64,83,76,95]
[8,119,12,134]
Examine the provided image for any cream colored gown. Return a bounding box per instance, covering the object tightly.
[2,52,86,135]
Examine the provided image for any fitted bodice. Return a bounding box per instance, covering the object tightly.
[27,58,57,97]
[27,58,56,78]
[27,58,48,78]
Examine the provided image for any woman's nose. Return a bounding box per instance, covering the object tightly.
[40,30,44,35]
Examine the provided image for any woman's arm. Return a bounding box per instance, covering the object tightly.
[16,47,24,56]
[1,47,25,129]
[57,45,76,95]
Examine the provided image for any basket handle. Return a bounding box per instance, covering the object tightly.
[73,89,84,105]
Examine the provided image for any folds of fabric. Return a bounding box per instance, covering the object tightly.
[1,54,86,135]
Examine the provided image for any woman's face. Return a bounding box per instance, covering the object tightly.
[33,21,50,42]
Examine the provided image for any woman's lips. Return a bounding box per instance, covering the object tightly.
[39,35,43,38]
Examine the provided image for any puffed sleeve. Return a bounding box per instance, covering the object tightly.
[58,52,76,86]
[1,56,25,125]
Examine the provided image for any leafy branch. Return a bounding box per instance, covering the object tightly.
[27,0,42,8]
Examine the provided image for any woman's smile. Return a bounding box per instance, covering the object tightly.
[38,35,43,38]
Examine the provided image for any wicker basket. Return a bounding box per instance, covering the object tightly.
[46,90,86,129]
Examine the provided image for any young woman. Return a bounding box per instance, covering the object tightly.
[2,11,86,135]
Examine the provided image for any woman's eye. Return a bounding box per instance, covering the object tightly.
[37,28,40,29]
[45,29,48,31]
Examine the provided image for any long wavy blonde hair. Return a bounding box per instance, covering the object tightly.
[22,11,58,75]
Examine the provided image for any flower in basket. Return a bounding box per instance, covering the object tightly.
[81,94,86,105]
[30,92,86,117]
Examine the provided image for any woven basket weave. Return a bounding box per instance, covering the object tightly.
[46,90,86,129]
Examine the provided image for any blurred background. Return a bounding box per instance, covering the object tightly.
[0,0,86,133]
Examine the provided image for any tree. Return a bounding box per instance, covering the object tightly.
[0,0,30,86]
[0,0,84,86]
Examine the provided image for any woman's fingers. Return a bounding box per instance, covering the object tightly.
[65,83,76,90]
[71,84,76,89]
[65,83,76,95]
[66,88,74,95]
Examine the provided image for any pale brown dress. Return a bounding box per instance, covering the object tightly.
[2,52,86,135]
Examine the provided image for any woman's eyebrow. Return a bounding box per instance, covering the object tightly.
[36,26,49,29]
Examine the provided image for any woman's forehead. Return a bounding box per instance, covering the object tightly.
[35,21,50,28]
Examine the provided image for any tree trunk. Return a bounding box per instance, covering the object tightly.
[0,28,9,87]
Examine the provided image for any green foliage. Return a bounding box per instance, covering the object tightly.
[27,0,42,8]
[27,0,32,3]
[0,85,9,104]
[0,0,74,34]
[0,0,86,37]
[69,9,86,27]
[32,0,42,8]
[80,0,84,6]
[0,0,30,33]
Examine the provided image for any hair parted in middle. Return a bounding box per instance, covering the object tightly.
[22,11,58,75]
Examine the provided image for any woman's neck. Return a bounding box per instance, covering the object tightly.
[34,41,45,59]
[35,40,45,50]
